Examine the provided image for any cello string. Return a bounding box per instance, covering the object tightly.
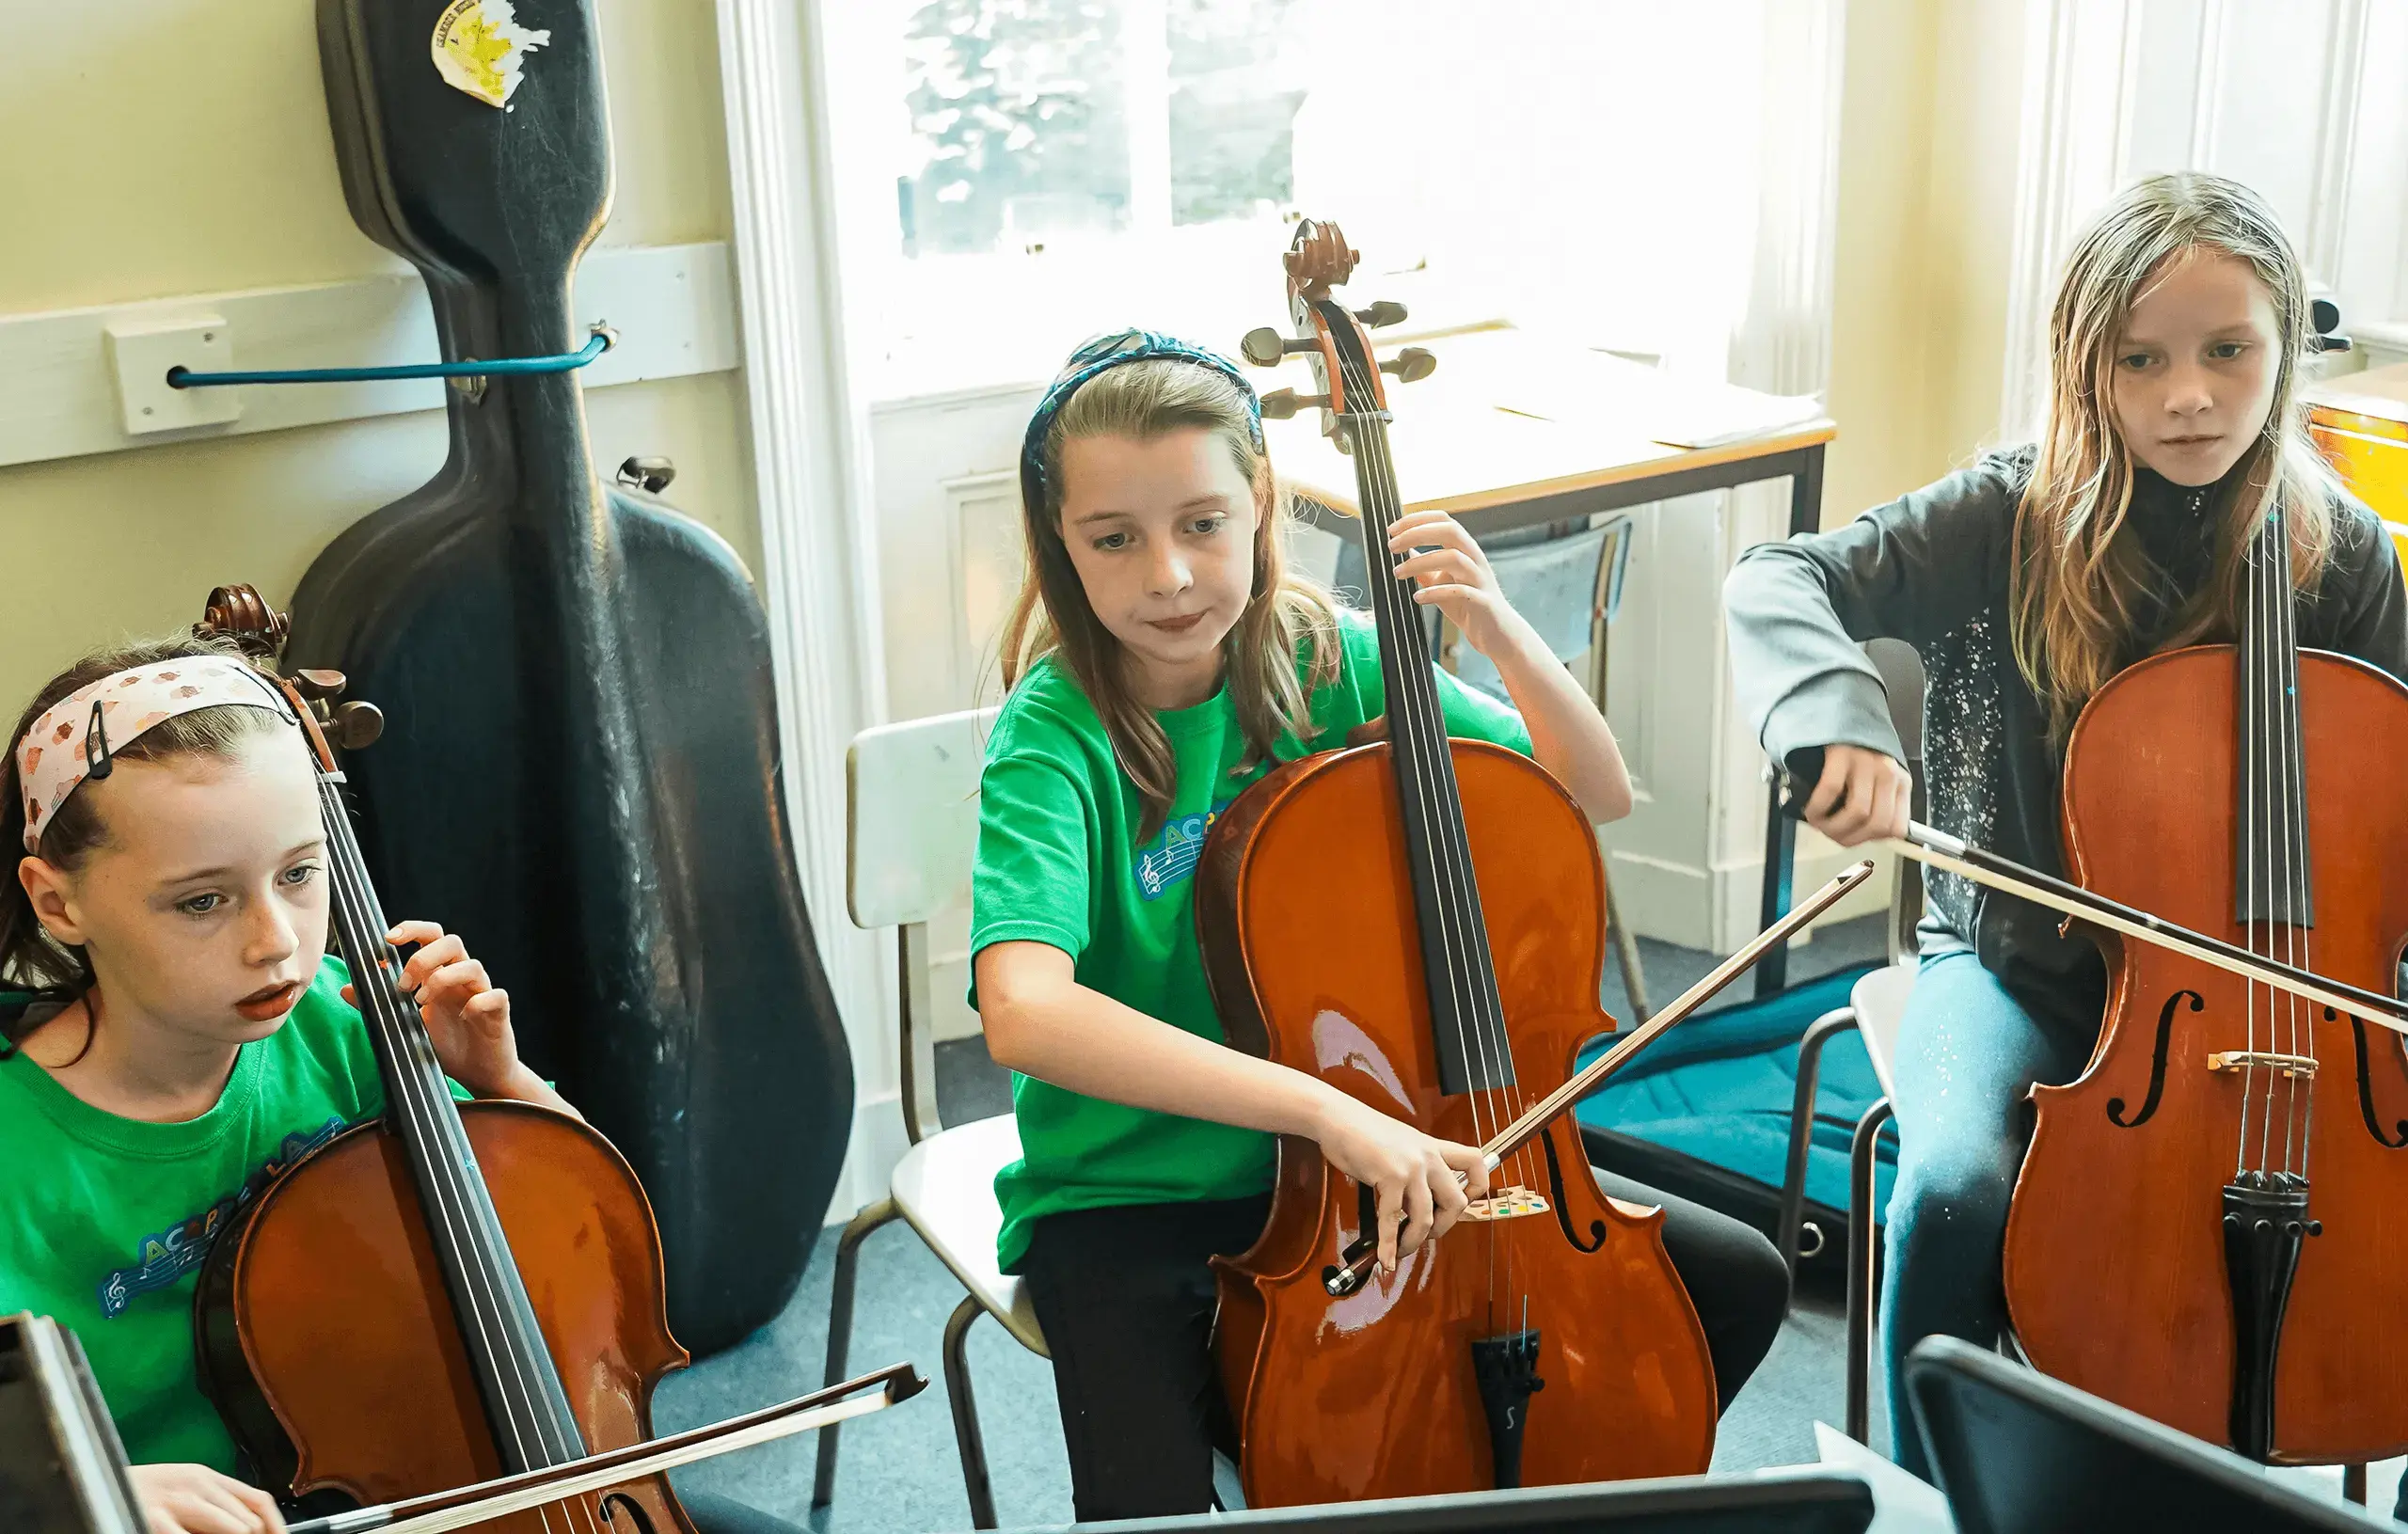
[1332,340,1497,1146]
[1335,339,1541,1317]
[253,672,578,1523]
[1324,337,1501,1276]
[1338,340,1537,1212]
[2252,510,2279,1179]
[1333,336,1531,1314]
[2280,500,2314,1181]
[316,783,590,1534]
[2274,499,2304,1180]
[2240,515,2260,1178]
[2256,509,2280,1178]
[324,814,607,1534]
[2272,498,2297,1178]
[1337,340,1534,1174]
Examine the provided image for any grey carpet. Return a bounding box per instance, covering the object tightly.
[653,917,1892,1531]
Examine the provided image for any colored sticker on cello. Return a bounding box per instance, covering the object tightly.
[431,0,552,109]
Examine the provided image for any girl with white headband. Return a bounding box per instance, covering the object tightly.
[0,635,570,1534]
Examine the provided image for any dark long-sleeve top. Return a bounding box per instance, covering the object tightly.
[1724,445,2408,1035]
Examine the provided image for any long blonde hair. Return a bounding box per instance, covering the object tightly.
[2012,171,2339,740]
[1001,357,1339,842]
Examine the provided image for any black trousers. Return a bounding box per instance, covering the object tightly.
[1019,1171,1789,1522]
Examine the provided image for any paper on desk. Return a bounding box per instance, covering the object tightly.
[1814,1421,1956,1534]
[1426,330,1825,449]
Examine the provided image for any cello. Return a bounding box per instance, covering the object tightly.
[184,584,886,1532]
[292,0,853,1353]
[1992,494,2408,1464]
[1196,221,1714,1505]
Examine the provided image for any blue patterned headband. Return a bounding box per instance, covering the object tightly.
[1019,329,1263,518]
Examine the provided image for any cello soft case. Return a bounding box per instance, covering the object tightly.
[288,0,853,1353]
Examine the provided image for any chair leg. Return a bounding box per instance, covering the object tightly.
[1603,867,1653,1024]
[811,1196,901,1509]
[1777,1008,1860,1294]
[2342,1462,2366,1505]
[943,1293,1001,1529]
[1846,1098,1893,1446]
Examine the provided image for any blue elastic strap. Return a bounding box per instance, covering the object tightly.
[1018,329,1262,517]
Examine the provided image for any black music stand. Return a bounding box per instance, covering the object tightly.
[0,1314,146,1534]
[1013,1467,1875,1534]
[1907,1336,2381,1533]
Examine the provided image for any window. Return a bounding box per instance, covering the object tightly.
[898,0,1307,255]
[850,1,1776,399]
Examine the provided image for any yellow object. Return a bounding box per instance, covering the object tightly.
[2306,363,2408,589]
[430,0,552,109]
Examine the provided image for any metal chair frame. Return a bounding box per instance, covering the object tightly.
[1769,639,1923,1444]
[817,708,1038,1529]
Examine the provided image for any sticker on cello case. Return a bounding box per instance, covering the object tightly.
[431,0,553,109]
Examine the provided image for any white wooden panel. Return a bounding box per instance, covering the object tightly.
[954,471,1030,708]
[2201,1,2341,273]
[870,385,1039,723]
[0,242,739,468]
[2335,4,2408,331]
[2001,0,2408,432]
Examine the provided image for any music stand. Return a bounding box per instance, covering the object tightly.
[0,1314,147,1534]
[1012,1467,1875,1534]
[1907,1336,2379,1532]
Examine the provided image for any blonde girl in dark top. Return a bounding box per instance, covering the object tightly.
[1725,172,2405,1479]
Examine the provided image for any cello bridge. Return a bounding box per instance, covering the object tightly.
[2208,1051,2319,1079]
[1463,1186,1550,1222]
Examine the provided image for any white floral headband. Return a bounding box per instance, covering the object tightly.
[15,657,294,853]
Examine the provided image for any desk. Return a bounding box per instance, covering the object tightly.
[2306,362,2408,581]
[1266,329,1837,993]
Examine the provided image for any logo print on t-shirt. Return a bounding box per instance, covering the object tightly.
[96,1116,349,1319]
[1134,797,1237,901]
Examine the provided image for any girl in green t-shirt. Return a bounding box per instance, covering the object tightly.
[972,331,1789,1519]
[1,639,801,1534]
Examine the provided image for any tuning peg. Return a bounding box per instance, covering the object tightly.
[1240,327,1319,368]
[292,669,347,701]
[1259,388,1331,420]
[1354,301,1407,328]
[328,701,385,751]
[1379,347,1436,384]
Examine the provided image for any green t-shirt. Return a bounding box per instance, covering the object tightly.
[0,955,463,1474]
[971,611,1535,1272]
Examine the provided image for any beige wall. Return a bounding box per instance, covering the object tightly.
[0,0,761,716]
[1823,0,2031,529]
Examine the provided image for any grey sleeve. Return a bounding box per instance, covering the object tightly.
[1722,458,2017,769]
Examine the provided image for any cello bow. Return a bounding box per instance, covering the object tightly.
[1778,747,2408,1037]
[288,1365,926,1534]
[1323,860,1875,1294]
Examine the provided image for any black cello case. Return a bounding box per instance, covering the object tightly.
[289,0,853,1353]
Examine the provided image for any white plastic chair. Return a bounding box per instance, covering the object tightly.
[813,705,1043,1529]
[1772,637,1924,1443]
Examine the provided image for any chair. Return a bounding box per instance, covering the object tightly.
[1769,636,1924,1444]
[1449,515,1648,1020]
[814,705,1043,1530]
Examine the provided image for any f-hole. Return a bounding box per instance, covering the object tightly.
[600,1492,660,1533]
[2343,1007,2408,1148]
[1537,1127,1607,1253]
[2109,989,2199,1128]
